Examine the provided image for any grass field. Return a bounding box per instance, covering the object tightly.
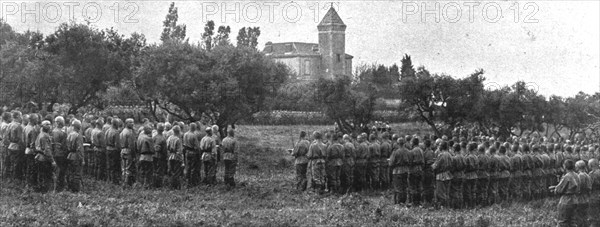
[0,123,559,226]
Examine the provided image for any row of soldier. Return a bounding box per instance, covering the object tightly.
[291,130,600,210]
[0,110,239,193]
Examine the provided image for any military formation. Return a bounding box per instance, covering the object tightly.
[292,128,600,226]
[0,110,239,193]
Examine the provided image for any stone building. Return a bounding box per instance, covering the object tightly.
[263,7,353,80]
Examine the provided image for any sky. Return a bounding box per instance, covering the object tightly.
[1,0,598,97]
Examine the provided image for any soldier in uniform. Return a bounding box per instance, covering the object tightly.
[521,144,534,201]
[450,143,465,209]
[119,119,136,187]
[83,118,95,177]
[138,125,154,189]
[380,132,392,190]
[587,159,600,227]
[6,111,24,182]
[408,137,424,206]
[33,121,55,193]
[476,144,490,206]
[24,114,40,189]
[354,135,369,192]
[221,128,238,187]
[341,134,355,193]
[0,112,11,179]
[432,141,453,208]
[487,146,499,204]
[497,145,511,202]
[509,143,524,201]
[307,131,326,194]
[422,139,436,205]
[105,119,121,185]
[65,120,84,192]
[52,116,68,192]
[91,119,106,181]
[183,123,201,186]
[368,134,381,190]
[551,159,579,227]
[166,126,184,189]
[463,142,479,208]
[576,160,592,227]
[153,123,167,188]
[389,138,409,205]
[326,134,343,193]
[291,131,310,191]
[200,127,217,185]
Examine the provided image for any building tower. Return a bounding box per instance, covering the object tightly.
[318,7,346,79]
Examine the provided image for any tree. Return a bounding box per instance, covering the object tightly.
[202,21,215,50]
[313,75,377,134]
[160,2,187,42]
[236,27,261,49]
[400,54,415,80]
[134,41,289,137]
[214,26,231,46]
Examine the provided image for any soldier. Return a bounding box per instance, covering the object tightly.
[408,137,424,206]
[476,144,490,207]
[105,119,121,185]
[138,124,154,189]
[33,121,55,193]
[354,134,369,191]
[555,143,566,192]
[540,145,552,198]
[221,128,238,187]
[521,144,534,201]
[167,126,184,189]
[200,127,217,185]
[52,116,68,192]
[23,114,40,189]
[368,134,381,190]
[510,144,523,200]
[380,132,392,190]
[91,119,106,181]
[83,118,95,177]
[119,119,136,187]
[463,142,479,208]
[341,134,356,193]
[5,111,23,182]
[153,123,168,188]
[390,138,409,205]
[575,160,591,227]
[164,122,173,139]
[551,159,579,227]
[326,134,343,193]
[422,139,436,205]
[588,159,600,227]
[65,119,84,192]
[183,123,201,186]
[487,146,499,204]
[307,131,326,194]
[211,125,222,178]
[450,143,465,209]
[432,141,453,208]
[0,112,11,178]
[547,144,558,190]
[497,145,511,202]
[291,131,310,191]
[102,117,112,133]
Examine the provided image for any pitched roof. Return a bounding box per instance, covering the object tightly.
[263,42,321,56]
[319,7,345,26]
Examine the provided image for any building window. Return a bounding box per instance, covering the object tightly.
[304,60,311,75]
[337,54,341,62]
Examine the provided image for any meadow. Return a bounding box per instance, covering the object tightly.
[0,123,559,226]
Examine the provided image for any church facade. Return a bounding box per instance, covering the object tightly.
[263,7,353,80]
